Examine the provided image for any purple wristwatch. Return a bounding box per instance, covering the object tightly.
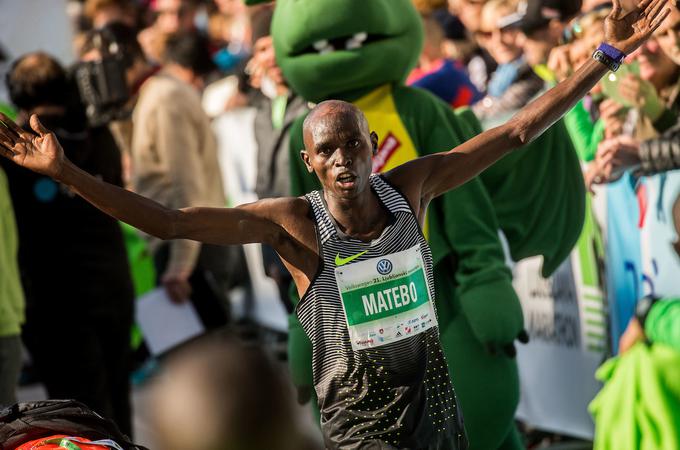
[592,43,627,72]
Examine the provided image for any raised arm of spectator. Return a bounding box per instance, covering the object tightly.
[0,113,290,249]
[391,0,670,201]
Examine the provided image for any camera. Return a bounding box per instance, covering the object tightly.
[74,31,130,127]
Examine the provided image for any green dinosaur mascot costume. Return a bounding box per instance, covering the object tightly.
[246,1,585,448]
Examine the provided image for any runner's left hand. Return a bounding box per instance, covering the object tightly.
[604,0,671,55]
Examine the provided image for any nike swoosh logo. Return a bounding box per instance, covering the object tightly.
[335,250,368,266]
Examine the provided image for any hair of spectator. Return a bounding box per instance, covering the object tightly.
[423,13,446,47]
[6,52,68,112]
[413,0,448,14]
[163,31,215,76]
[80,22,145,69]
[83,0,135,20]
[482,0,521,23]
[251,5,275,43]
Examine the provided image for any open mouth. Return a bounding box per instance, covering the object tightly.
[291,32,389,56]
[336,172,358,186]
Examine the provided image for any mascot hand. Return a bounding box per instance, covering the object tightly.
[459,278,529,357]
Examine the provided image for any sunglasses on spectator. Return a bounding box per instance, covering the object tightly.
[475,26,518,39]
[154,5,188,18]
[562,6,611,44]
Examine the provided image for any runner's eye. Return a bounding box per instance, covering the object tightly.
[348,139,360,148]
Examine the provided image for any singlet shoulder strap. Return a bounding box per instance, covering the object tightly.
[370,174,413,215]
[305,190,336,244]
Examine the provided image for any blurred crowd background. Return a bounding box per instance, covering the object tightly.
[0,0,679,449]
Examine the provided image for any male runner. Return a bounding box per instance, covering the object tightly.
[0,1,668,448]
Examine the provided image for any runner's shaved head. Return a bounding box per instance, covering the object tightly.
[302,100,370,150]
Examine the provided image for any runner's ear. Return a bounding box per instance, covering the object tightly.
[300,149,314,173]
[370,131,379,156]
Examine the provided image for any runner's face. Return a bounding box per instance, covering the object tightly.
[303,110,376,200]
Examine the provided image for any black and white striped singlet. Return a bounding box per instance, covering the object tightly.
[297,174,467,450]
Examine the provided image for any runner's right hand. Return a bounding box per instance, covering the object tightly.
[0,113,66,180]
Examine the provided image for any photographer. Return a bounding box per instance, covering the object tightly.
[79,24,236,330]
[0,52,134,435]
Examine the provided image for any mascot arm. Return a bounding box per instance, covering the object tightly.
[394,86,525,351]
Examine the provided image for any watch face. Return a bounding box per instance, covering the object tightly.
[635,296,658,322]
[636,297,651,316]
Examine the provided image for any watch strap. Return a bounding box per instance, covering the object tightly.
[598,43,626,63]
[592,49,621,72]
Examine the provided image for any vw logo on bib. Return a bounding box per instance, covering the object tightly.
[376,259,393,275]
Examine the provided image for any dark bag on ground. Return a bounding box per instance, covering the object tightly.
[0,400,147,450]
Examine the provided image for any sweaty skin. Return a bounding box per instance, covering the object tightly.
[0,2,668,448]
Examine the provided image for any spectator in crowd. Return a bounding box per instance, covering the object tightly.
[209,0,252,72]
[79,22,159,182]
[515,0,582,82]
[590,1,680,182]
[83,0,138,29]
[472,0,545,121]
[593,125,680,181]
[655,0,680,63]
[407,13,482,107]
[249,8,307,200]
[150,335,320,450]
[132,31,233,326]
[246,7,307,310]
[138,0,198,63]
[589,195,680,450]
[0,166,24,406]
[431,8,473,61]
[447,0,498,92]
[591,297,680,450]
[557,5,613,165]
[597,35,679,141]
[1,52,134,435]
[591,16,679,158]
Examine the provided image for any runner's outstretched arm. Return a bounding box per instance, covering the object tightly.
[390,0,670,201]
[0,113,286,247]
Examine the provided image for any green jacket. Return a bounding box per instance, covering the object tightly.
[0,166,25,337]
[645,298,680,352]
[563,99,605,162]
[590,298,680,450]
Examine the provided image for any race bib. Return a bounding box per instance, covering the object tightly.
[335,244,438,351]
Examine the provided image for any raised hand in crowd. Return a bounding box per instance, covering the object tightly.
[618,73,664,119]
[599,98,629,138]
[592,135,642,185]
[547,44,574,82]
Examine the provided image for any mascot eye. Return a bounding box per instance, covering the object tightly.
[349,139,360,148]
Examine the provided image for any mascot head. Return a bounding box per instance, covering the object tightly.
[246,0,424,103]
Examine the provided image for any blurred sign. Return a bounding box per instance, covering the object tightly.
[605,171,680,350]
[513,196,606,439]
[513,170,680,439]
